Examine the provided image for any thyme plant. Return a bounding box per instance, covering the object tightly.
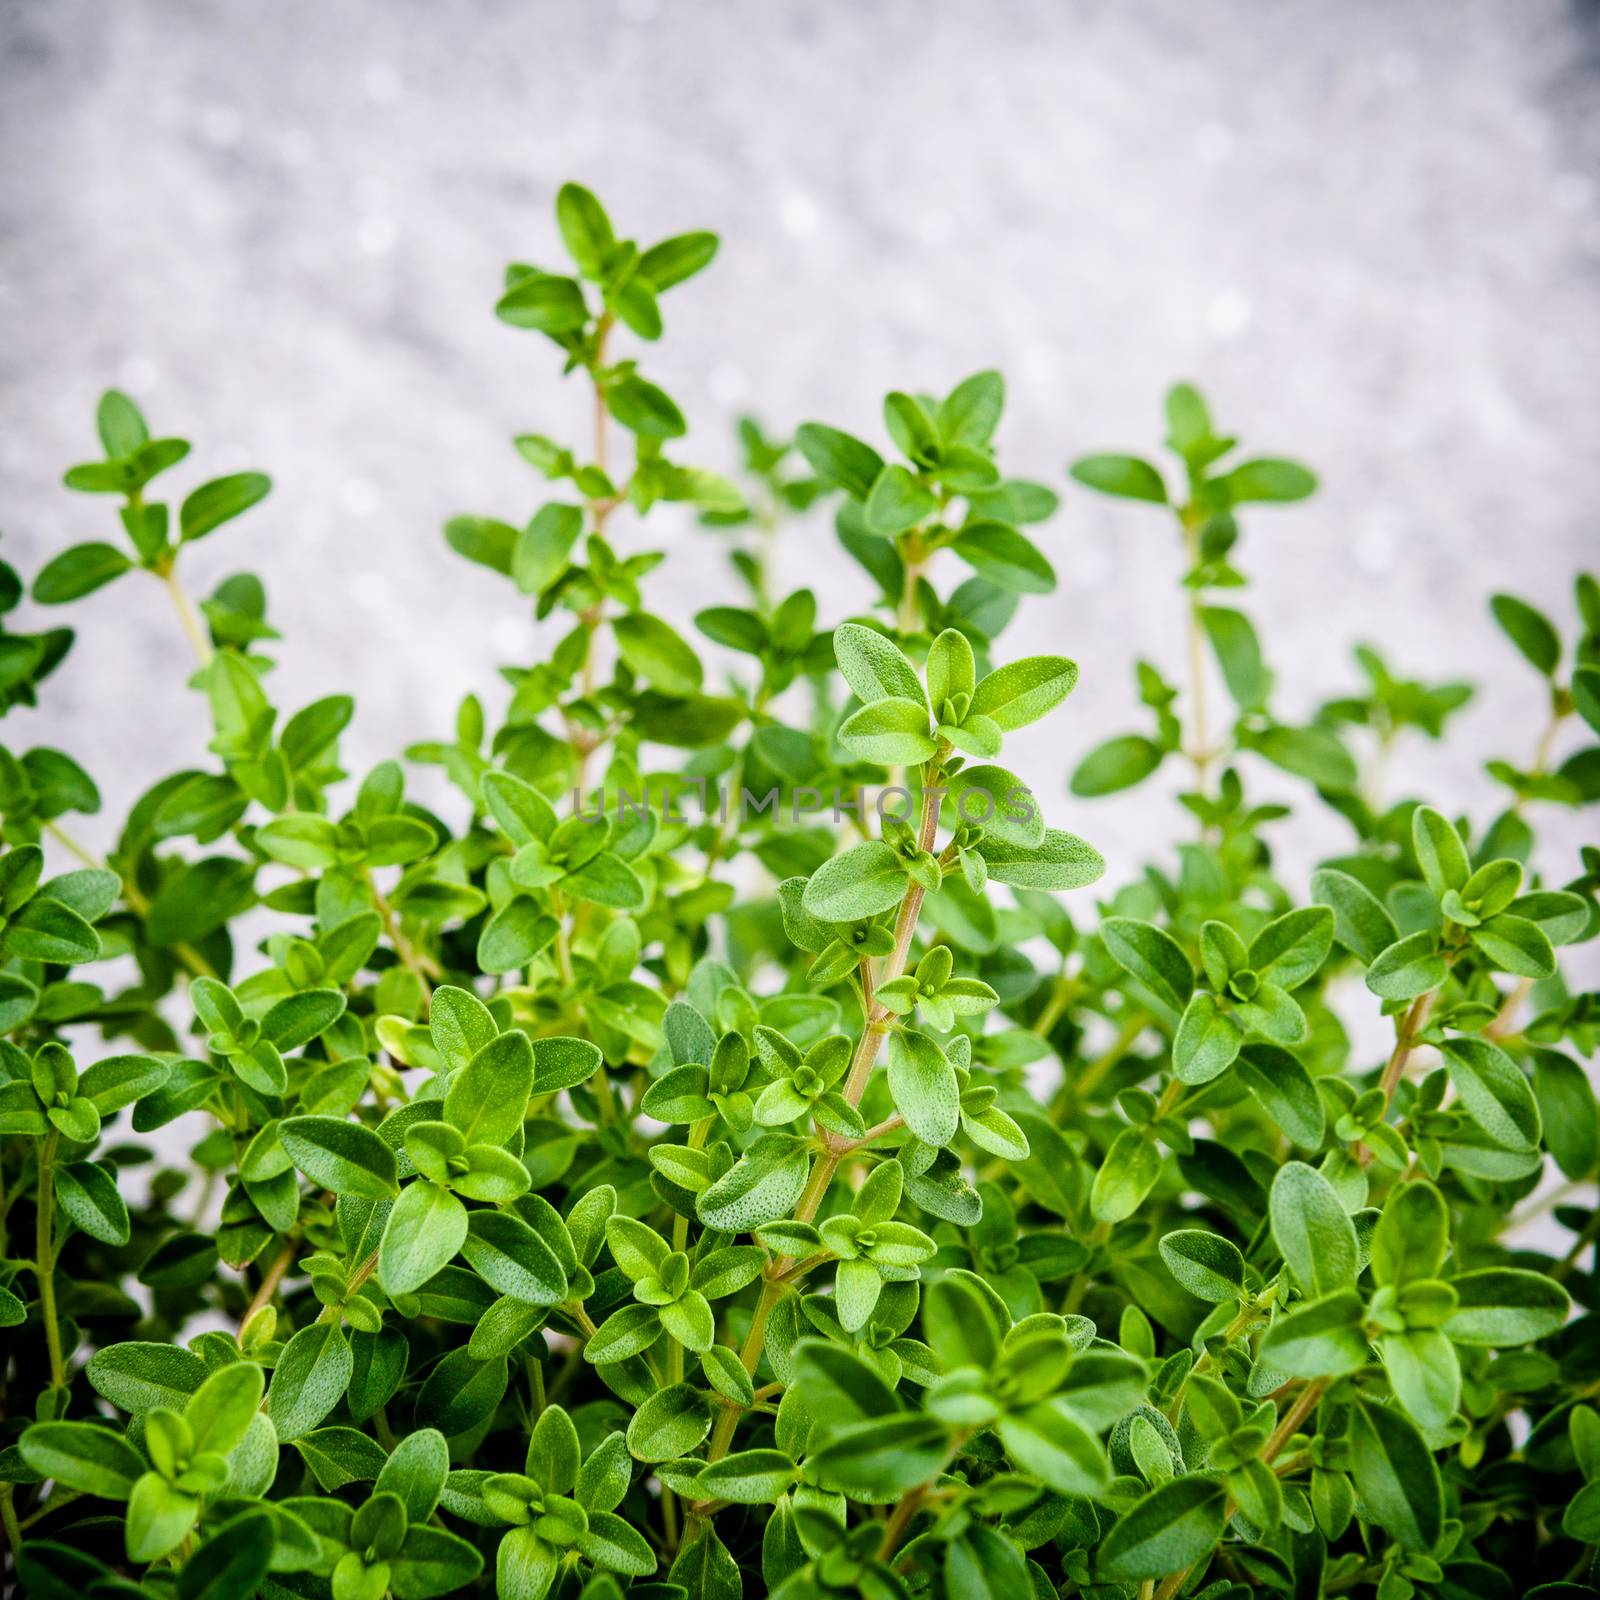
[1,181,1596,1600]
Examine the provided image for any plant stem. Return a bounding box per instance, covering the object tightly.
[35,1130,65,1390]
[879,1482,927,1562]
[364,869,441,1000]
[1051,1011,1147,1118]
[1485,977,1533,1040]
[1152,1379,1328,1600]
[158,565,214,667]
[240,1236,298,1335]
[1031,973,1075,1040]
[1180,516,1213,789]
[707,777,943,1464]
[1358,989,1436,1167]
[0,1484,19,1570]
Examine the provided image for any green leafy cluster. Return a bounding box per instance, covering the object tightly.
[0,182,1595,1600]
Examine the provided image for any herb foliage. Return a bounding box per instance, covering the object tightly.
[1,182,1597,1600]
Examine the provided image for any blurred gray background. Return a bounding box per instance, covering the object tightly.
[2,0,1598,913]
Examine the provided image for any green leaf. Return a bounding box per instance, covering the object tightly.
[696,1449,797,1505]
[3,898,98,964]
[294,1426,391,1491]
[1440,1038,1541,1153]
[1380,1328,1460,1431]
[832,622,925,707]
[55,1160,130,1245]
[555,182,614,276]
[1443,1268,1570,1346]
[970,655,1078,731]
[390,1524,484,1596]
[1173,993,1242,1085]
[1070,453,1167,503]
[268,1322,354,1441]
[1158,1229,1245,1303]
[626,1384,712,1462]
[1412,805,1470,897]
[1573,664,1600,736]
[1366,930,1446,1001]
[996,1402,1109,1495]
[1469,913,1556,979]
[430,985,500,1072]
[461,1210,567,1305]
[477,899,558,975]
[32,542,133,604]
[496,273,588,334]
[614,612,703,694]
[919,1276,1002,1372]
[180,472,271,542]
[976,827,1104,891]
[1490,592,1561,676]
[1371,1178,1449,1287]
[887,1029,960,1146]
[1248,723,1357,790]
[802,841,908,922]
[19,1422,144,1499]
[126,1472,199,1562]
[638,230,719,291]
[1218,457,1317,503]
[255,815,340,869]
[97,388,148,455]
[795,423,884,499]
[1533,1049,1600,1181]
[175,1508,276,1600]
[1349,1398,1443,1552]
[513,502,585,595]
[1090,1128,1161,1224]
[280,1115,399,1198]
[944,764,1043,848]
[670,1524,743,1600]
[1095,1475,1227,1580]
[186,1359,265,1457]
[1235,1044,1325,1147]
[444,514,518,575]
[1311,866,1399,965]
[86,1341,207,1414]
[808,1412,949,1500]
[1070,733,1164,797]
[864,464,938,534]
[1200,606,1271,712]
[380,1181,469,1297]
[444,1030,534,1146]
[1269,1161,1357,1295]
[1100,917,1194,1014]
[1259,1289,1369,1378]
[695,1137,810,1233]
[1248,906,1334,990]
[950,521,1056,594]
[838,696,936,763]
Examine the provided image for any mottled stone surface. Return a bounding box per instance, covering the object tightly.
[1,0,1596,975]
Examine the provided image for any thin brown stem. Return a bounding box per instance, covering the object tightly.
[1359,990,1436,1167]
[1152,1379,1328,1600]
[240,1236,297,1336]
[879,1482,927,1563]
[1486,977,1533,1041]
